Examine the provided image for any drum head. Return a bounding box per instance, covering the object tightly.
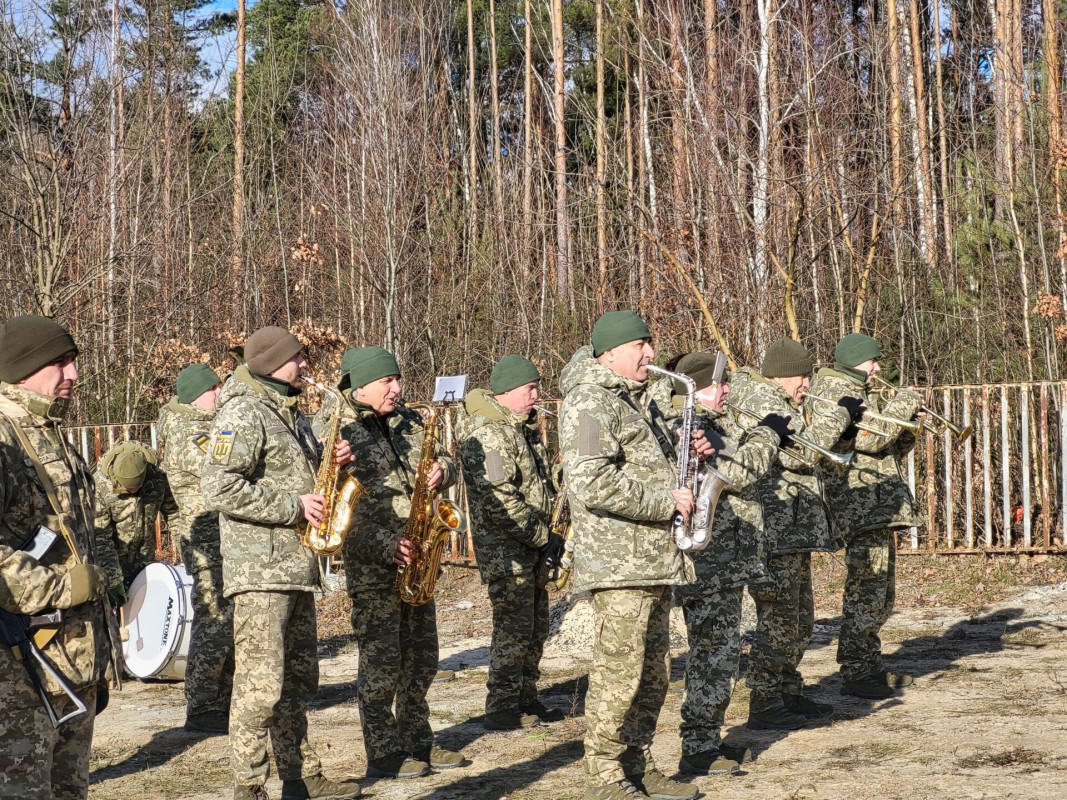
[121,563,190,679]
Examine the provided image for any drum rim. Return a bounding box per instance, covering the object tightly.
[122,562,193,678]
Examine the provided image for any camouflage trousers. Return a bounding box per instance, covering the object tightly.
[679,585,744,755]
[584,586,671,786]
[184,565,235,718]
[0,676,97,800]
[349,586,437,762]
[230,590,321,786]
[746,552,814,705]
[838,528,897,682]
[485,570,548,715]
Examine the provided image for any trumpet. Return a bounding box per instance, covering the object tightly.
[804,392,923,435]
[870,375,973,441]
[726,401,853,471]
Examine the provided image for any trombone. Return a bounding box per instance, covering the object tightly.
[870,375,973,441]
[726,401,853,472]
[804,392,923,435]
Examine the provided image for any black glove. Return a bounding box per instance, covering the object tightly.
[541,532,565,567]
[108,583,128,608]
[837,395,866,422]
[757,413,794,447]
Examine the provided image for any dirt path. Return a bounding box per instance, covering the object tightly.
[89,561,1067,800]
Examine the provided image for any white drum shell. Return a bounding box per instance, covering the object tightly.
[121,562,194,681]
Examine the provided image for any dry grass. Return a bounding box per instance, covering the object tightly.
[956,747,1048,769]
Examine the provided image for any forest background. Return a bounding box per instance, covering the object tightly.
[1,0,1063,424]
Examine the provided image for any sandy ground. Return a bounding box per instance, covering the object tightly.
[88,556,1067,800]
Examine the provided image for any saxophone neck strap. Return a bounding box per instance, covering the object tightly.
[611,388,676,463]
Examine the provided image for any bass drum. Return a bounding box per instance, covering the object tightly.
[121,562,194,681]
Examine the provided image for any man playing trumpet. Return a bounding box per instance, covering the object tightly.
[807,333,922,699]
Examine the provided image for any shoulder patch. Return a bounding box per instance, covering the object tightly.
[485,449,506,483]
[211,430,235,465]
[579,412,601,457]
[193,433,210,453]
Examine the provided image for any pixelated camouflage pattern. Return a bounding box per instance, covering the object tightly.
[0,385,111,799]
[157,397,224,573]
[726,367,848,554]
[184,564,234,718]
[584,586,672,786]
[201,366,321,597]
[745,552,814,703]
[485,571,548,714]
[679,585,743,754]
[230,590,321,785]
[92,447,178,588]
[558,346,692,592]
[672,398,779,604]
[458,388,553,584]
[807,366,923,538]
[837,527,897,681]
[348,585,437,762]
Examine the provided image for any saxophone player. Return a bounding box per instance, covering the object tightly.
[458,355,564,731]
[200,326,360,800]
[315,346,464,781]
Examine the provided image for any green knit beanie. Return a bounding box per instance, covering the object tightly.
[491,355,541,395]
[346,346,401,391]
[176,364,221,405]
[761,338,814,378]
[105,441,154,491]
[674,352,719,392]
[591,311,652,357]
[834,333,882,368]
[0,316,79,384]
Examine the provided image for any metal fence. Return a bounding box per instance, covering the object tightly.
[66,383,1067,558]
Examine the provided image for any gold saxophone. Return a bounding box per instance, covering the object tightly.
[536,484,574,593]
[396,402,468,606]
[301,377,367,555]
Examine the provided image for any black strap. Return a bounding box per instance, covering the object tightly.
[611,389,676,463]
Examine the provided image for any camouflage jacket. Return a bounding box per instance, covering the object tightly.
[92,449,178,589]
[458,388,554,584]
[808,366,923,538]
[0,384,112,693]
[157,398,220,574]
[727,367,851,554]
[314,388,456,594]
[671,396,780,604]
[201,366,321,597]
[559,346,694,592]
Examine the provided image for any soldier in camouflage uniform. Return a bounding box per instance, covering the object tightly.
[92,441,178,592]
[314,346,464,781]
[727,339,851,731]
[668,353,790,776]
[0,315,114,800]
[157,363,234,733]
[201,326,360,800]
[807,333,922,700]
[560,311,708,800]
[458,355,564,731]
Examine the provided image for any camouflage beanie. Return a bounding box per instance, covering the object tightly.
[346,346,401,391]
[591,311,652,357]
[176,364,221,405]
[834,333,882,368]
[244,326,303,375]
[761,338,814,378]
[674,352,719,392]
[491,355,541,395]
[106,441,153,491]
[0,315,79,384]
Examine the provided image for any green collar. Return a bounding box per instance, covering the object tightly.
[833,362,869,385]
[252,371,302,398]
[0,383,70,422]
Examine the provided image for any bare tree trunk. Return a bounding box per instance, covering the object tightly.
[668,2,690,263]
[552,0,570,303]
[887,0,904,217]
[522,0,534,282]
[752,0,774,343]
[596,0,608,309]
[108,0,121,358]
[904,0,935,264]
[488,0,504,224]
[932,0,954,260]
[467,0,479,243]
[232,0,247,316]
[1044,0,1067,310]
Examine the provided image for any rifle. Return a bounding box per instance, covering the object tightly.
[0,608,87,727]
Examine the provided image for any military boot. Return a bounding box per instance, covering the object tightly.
[521,699,566,722]
[875,670,914,688]
[840,673,894,699]
[631,769,699,800]
[583,778,647,799]
[484,709,540,730]
[414,744,465,770]
[746,697,807,730]
[784,693,834,719]
[234,785,269,800]
[185,711,229,734]
[281,773,362,799]
[365,752,430,780]
[718,743,753,764]
[678,749,740,776]
[433,669,456,683]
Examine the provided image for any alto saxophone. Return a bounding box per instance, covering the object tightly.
[536,484,574,593]
[301,377,367,555]
[396,402,468,606]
